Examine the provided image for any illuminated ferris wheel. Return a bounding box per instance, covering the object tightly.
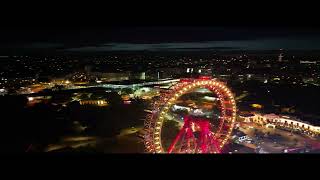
[144,77,237,153]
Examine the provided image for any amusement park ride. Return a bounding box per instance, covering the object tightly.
[144,76,237,154]
[167,115,222,153]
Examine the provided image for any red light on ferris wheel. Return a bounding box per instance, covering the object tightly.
[198,76,211,80]
[180,78,192,83]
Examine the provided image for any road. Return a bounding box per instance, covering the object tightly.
[45,136,97,152]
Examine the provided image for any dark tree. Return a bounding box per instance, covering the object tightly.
[121,88,134,95]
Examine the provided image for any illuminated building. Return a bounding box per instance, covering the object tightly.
[278,53,283,62]
[129,72,146,80]
[0,88,7,96]
[79,100,108,106]
[300,61,317,64]
[239,113,320,135]
[278,49,284,62]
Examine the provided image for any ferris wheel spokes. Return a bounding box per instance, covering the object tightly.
[167,115,222,153]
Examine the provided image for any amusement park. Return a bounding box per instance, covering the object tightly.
[142,76,320,154]
[4,73,319,154]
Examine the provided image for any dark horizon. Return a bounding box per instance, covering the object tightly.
[2,27,320,55]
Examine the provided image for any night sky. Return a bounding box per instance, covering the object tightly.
[1,27,320,53]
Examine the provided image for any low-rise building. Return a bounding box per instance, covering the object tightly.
[239,113,320,135]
